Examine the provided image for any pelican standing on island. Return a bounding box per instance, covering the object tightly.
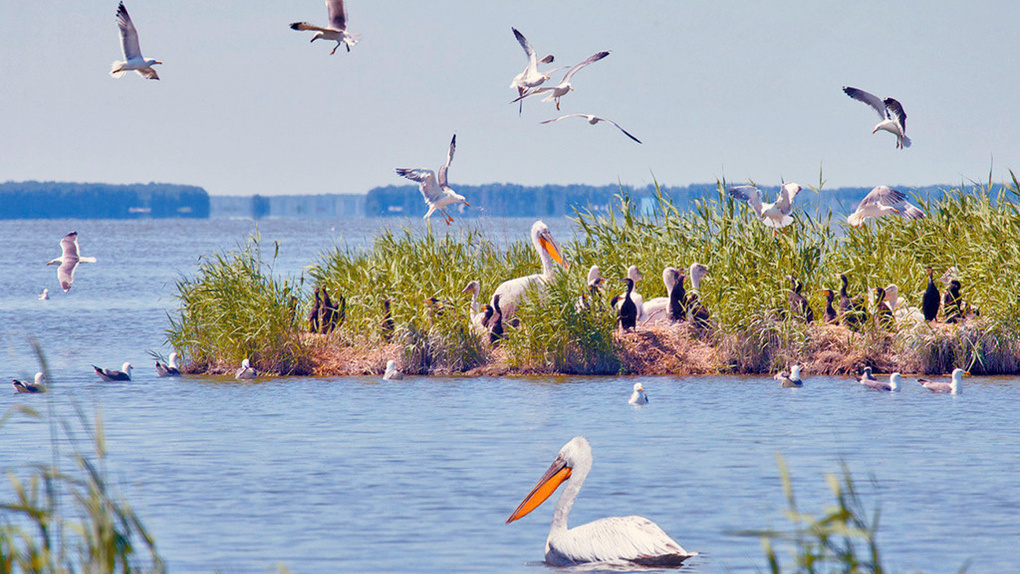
[506,437,695,567]
[110,2,162,80]
[289,0,360,55]
[47,231,97,293]
[490,221,568,319]
[396,134,469,225]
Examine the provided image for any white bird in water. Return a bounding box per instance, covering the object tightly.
[513,51,610,111]
[93,362,132,382]
[110,2,162,80]
[506,436,695,567]
[843,86,910,149]
[539,114,642,144]
[846,186,925,227]
[235,359,257,380]
[290,0,360,55]
[859,368,900,391]
[38,289,49,300]
[13,372,46,394]
[510,28,558,114]
[47,231,97,293]
[775,364,804,387]
[491,220,568,320]
[396,134,469,225]
[727,183,802,229]
[383,359,403,381]
[628,383,649,405]
[155,352,181,377]
[918,368,965,394]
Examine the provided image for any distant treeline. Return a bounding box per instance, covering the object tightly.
[0,181,210,219]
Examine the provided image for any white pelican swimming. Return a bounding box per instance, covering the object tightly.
[510,28,558,114]
[513,51,610,110]
[775,364,804,388]
[382,359,403,381]
[396,134,469,225]
[843,86,910,149]
[110,2,162,80]
[628,383,649,405]
[847,186,925,227]
[155,352,181,377]
[506,436,695,567]
[859,368,900,391]
[918,368,965,394]
[235,359,257,380]
[93,362,132,382]
[290,0,360,55]
[47,231,96,293]
[491,220,568,319]
[13,372,46,394]
[727,183,802,229]
[539,114,642,143]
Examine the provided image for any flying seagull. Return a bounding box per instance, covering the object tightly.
[727,183,802,229]
[847,186,925,227]
[539,114,642,143]
[110,2,162,80]
[510,28,559,114]
[513,51,610,111]
[395,134,469,225]
[46,232,97,293]
[843,86,910,149]
[290,0,360,55]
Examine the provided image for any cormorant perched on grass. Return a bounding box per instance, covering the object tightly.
[787,275,814,323]
[874,286,895,329]
[382,298,394,342]
[319,289,335,333]
[668,268,687,323]
[822,288,838,324]
[308,287,322,333]
[943,279,964,323]
[839,273,867,330]
[490,294,505,345]
[618,277,637,332]
[922,266,940,322]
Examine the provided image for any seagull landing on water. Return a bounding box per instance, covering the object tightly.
[290,0,360,55]
[846,186,925,227]
[47,232,96,293]
[843,86,910,149]
[395,134,469,225]
[110,2,162,80]
[510,28,559,115]
[727,183,802,230]
[540,114,642,143]
[513,51,610,111]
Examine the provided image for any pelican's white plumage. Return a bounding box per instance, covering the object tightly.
[918,368,965,394]
[491,221,568,319]
[110,2,162,80]
[628,383,649,405]
[540,114,642,143]
[290,0,360,55]
[847,186,925,226]
[155,352,181,377]
[383,359,403,381]
[507,437,694,567]
[727,183,802,229]
[396,134,469,225]
[462,280,493,336]
[636,267,680,324]
[843,86,910,149]
[47,231,96,293]
[513,51,610,110]
[235,359,257,380]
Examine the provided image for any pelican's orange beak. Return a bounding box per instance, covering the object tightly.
[464,202,471,207]
[507,455,572,524]
[538,236,569,270]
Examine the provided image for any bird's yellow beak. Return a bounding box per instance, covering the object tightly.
[538,236,569,270]
[464,201,471,207]
[506,455,572,524]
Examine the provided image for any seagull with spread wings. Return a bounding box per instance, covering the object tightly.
[395,135,469,225]
[727,183,802,229]
[843,86,910,149]
[510,28,559,114]
[290,0,361,55]
[846,186,925,227]
[110,2,162,80]
[513,51,610,111]
[539,114,642,143]
[46,232,97,293]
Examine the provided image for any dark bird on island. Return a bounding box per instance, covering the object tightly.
[668,268,687,323]
[381,298,394,342]
[842,86,910,149]
[13,372,46,393]
[289,0,360,55]
[308,287,322,333]
[839,274,867,330]
[922,266,941,322]
[319,288,334,333]
[687,292,711,329]
[47,231,97,293]
[93,362,132,382]
[918,368,965,394]
[847,186,925,227]
[490,294,505,346]
[943,279,964,323]
[332,290,346,331]
[787,275,814,323]
[822,288,838,324]
[874,286,895,329]
[155,352,181,377]
[617,278,638,333]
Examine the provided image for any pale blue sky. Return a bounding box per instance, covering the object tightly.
[1,1,1017,196]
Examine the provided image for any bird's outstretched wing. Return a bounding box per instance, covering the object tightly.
[598,117,642,144]
[858,185,906,210]
[396,168,442,202]
[512,28,536,64]
[727,186,765,217]
[561,51,610,83]
[116,2,143,60]
[774,183,801,214]
[843,86,886,119]
[883,97,907,132]
[327,0,348,31]
[438,134,456,187]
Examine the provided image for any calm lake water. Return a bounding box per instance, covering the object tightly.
[2,218,1019,573]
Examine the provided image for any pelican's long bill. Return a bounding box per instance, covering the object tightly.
[537,235,568,270]
[506,454,572,523]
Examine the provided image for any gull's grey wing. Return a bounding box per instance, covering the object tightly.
[539,114,588,125]
[727,185,765,217]
[512,28,536,62]
[561,51,610,83]
[395,168,443,203]
[60,232,80,261]
[58,260,77,292]
[326,0,348,31]
[843,86,886,119]
[858,185,906,209]
[600,117,643,144]
[116,2,143,60]
[438,134,456,187]
[774,183,801,214]
[511,86,553,103]
[883,97,907,132]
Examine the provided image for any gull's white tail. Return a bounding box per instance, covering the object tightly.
[79,256,97,263]
[110,61,127,78]
[344,33,362,48]
[901,135,912,148]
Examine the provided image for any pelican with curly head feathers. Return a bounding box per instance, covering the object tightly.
[490,221,568,319]
[507,436,695,567]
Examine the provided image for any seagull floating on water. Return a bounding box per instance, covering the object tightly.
[155,352,181,377]
[513,51,610,111]
[510,28,558,114]
[859,368,899,391]
[843,86,910,149]
[540,114,642,143]
[110,2,162,80]
[235,359,257,380]
[93,362,132,382]
[47,232,96,293]
[775,364,804,387]
[290,0,360,55]
[628,382,648,405]
[13,372,46,394]
[918,368,965,394]
[727,183,802,229]
[38,289,49,300]
[383,359,403,381]
[847,186,925,227]
[396,134,469,225]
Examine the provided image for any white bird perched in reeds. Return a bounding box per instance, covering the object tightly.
[290,0,360,55]
[510,28,558,114]
[918,368,965,394]
[47,231,97,293]
[847,186,925,227]
[513,51,610,111]
[539,114,642,143]
[383,359,403,381]
[235,359,257,380]
[491,220,568,320]
[396,134,469,225]
[110,2,162,80]
[843,86,910,149]
[628,382,649,405]
[727,183,802,229]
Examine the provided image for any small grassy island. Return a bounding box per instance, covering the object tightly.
[167,180,1020,378]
